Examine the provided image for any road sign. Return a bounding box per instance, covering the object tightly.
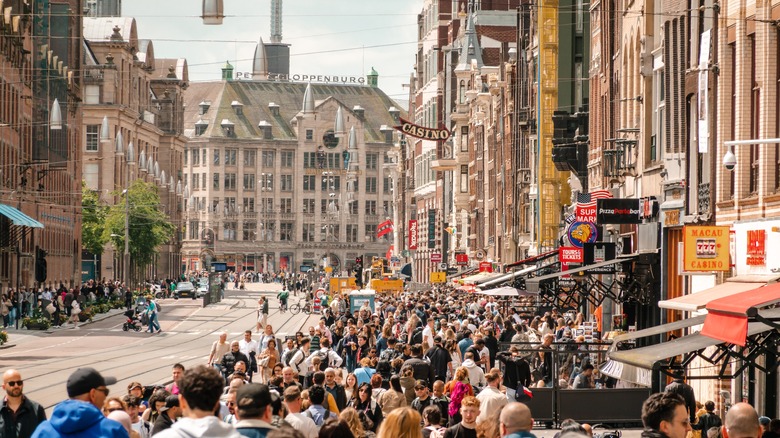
[438,262,448,270]
[430,271,447,283]
[430,253,442,263]
[447,267,458,275]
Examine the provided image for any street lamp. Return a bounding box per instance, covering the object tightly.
[722,138,780,170]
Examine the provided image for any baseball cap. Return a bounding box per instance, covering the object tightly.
[67,368,117,397]
[760,416,771,426]
[159,395,179,412]
[127,381,143,392]
[414,379,429,390]
[236,383,272,409]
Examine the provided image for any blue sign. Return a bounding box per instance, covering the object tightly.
[212,262,227,272]
[567,221,599,248]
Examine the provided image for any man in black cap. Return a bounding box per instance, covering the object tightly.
[151,395,181,435]
[32,368,128,438]
[234,383,277,436]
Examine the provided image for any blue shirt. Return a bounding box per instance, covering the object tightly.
[354,366,376,387]
[458,338,473,358]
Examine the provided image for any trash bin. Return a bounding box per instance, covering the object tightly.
[349,290,375,314]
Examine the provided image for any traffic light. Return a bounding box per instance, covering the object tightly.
[35,246,47,283]
[354,256,363,288]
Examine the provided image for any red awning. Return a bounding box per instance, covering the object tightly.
[503,250,558,270]
[701,282,780,346]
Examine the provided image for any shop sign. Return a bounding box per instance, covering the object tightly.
[455,252,469,266]
[596,199,642,224]
[584,242,617,274]
[430,253,442,263]
[408,220,418,250]
[746,229,766,266]
[567,221,599,248]
[559,246,584,263]
[394,118,451,141]
[683,225,730,271]
[479,261,493,273]
[576,205,597,223]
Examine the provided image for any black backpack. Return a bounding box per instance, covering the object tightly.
[411,327,423,345]
[313,350,329,371]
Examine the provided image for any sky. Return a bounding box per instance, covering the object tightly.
[122,0,421,107]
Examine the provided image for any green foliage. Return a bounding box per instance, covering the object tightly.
[81,181,108,256]
[23,309,51,330]
[104,180,175,276]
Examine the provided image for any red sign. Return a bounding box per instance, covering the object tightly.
[455,253,469,266]
[747,229,766,266]
[479,261,493,273]
[575,205,597,223]
[559,246,584,263]
[408,220,418,250]
[430,253,442,263]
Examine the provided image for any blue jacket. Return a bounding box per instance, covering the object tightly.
[32,399,128,438]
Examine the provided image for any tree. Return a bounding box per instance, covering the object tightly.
[104,179,175,285]
[81,180,108,256]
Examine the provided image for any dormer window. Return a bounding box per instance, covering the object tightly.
[231,100,244,116]
[221,119,235,137]
[199,100,211,115]
[195,119,208,136]
[268,102,280,116]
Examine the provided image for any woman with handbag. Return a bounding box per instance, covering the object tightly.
[257,338,278,384]
[70,298,81,329]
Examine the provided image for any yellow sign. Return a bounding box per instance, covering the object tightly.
[430,272,447,283]
[683,225,730,271]
[325,267,333,273]
[370,279,404,294]
[329,277,357,294]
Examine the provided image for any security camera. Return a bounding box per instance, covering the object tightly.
[723,149,736,171]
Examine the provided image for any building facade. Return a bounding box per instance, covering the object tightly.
[0,0,83,293]
[180,68,401,275]
[82,17,187,283]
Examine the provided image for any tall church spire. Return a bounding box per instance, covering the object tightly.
[455,8,483,71]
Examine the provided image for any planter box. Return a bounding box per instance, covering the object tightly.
[25,322,49,330]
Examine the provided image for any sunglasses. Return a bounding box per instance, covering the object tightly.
[106,408,123,413]
[95,387,110,395]
[6,380,22,387]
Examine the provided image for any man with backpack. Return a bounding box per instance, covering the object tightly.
[307,338,343,371]
[277,288,289,312]
[283,386,318,438]
[304,385,336,427]
[289,337,310,385]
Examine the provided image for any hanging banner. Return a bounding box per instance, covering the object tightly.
[698,30,711,153]
[394,117,451,141]
[408,220,418,250]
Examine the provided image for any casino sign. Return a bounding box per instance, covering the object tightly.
[394,118,451,141]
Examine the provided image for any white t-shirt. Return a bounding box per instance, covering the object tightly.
[239,339,259,358]
[422,326,434,349]
[285,413,319,438]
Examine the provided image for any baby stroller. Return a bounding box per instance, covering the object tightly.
[123,308,143,332]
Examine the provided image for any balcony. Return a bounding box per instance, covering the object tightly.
[279,212,296,220]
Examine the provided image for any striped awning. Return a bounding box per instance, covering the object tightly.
[0,203,43,228]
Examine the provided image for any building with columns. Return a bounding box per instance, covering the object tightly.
[180,65,402,274]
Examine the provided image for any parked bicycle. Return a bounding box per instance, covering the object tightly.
[288,297,312,315]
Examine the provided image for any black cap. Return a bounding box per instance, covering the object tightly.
[236,383,272,409]
[66,368,117,397]
[159,395,180,412]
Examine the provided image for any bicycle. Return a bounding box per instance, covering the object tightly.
[288,298,312,315]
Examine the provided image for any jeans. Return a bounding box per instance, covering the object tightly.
[147,312,160,332]
[345,355,357,373]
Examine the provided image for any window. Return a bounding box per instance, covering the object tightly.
[365,200,376,215]
[303,198,315,214]
[260,198,274,213]
[260,173,274,190]
[460,126,469,152]
[225,197,236,212]
[244,149,257,167]
[189,220,199,240]
[383,177,392,194]
[302,224,315,241]
[243,198,255,212]
[85,125,98,151]
[243,222,257,241]
[213,173,220,190]
[346,224,358,242]
[280,198,292,213]
[349,200,358,215]
[281,151,294,167]
[202,173,207,190]
[213,149,220,165]
[224,173,237,190]
[192,174,200,191]
[281,174,293,191]
[211,198,219,212]
[280,222,294,241]
[366,154,378,169]
[365,224,377,242]
[383,201,392,217]
[260,221,275,240]
[365,177,377,194]
[225,149,237,166]
[183,174,188,188]
[303,175,316,191]
[305,129,314,141]
[262,151,275,167]
[243,174,255,190]
[192,149,200,166]
[184,150,188,166]
[222,222,237,240]
[460,165,468,192]
[303,152,317,168]
[202,149,207,164]
[321,175,341,192]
